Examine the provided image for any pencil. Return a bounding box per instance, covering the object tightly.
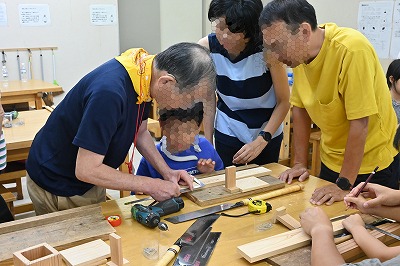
[346,166,379,210]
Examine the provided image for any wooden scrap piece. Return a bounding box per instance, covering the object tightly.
[107,233,129,266]
[13,242,62,266]
[0,205,115,262]
[236,176,269,193]
[272,206,301,230]
[237,219,345,263]
[224,166,240,193]
[199,166,272,187]
[60,239,110,266]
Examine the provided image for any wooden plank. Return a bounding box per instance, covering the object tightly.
[236,176,269,193]
[237,219,346,263]
[198,167,272,188]
[0,205,115,262]
[265,215,385,265]
[185,175,284,207]
[60,239,110,266]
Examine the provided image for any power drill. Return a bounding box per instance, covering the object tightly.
[131,197,184,230]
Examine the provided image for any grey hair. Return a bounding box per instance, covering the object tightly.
[154,42,216,91]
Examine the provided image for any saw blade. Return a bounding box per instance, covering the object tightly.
[165,202,244,224]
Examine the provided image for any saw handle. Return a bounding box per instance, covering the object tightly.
[155,244,181,266]
[242,184,304,205]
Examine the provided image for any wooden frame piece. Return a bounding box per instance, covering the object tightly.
[60,239,110,266]
[272,206,301,230]
[107,233,129,266]
[13,243,61,266]
[224,166,240,193]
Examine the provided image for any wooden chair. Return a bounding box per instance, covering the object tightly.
[309,131,321,176]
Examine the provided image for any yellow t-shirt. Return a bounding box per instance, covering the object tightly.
[291,23,398,174]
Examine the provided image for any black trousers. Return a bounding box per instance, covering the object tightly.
[0,195,14,223]
[319,153,400,190]
[215,133,283,167]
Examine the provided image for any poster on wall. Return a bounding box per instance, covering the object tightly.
[19,4,51,26]
[90,4,117,26]
[358,1,393,59]
[0,3,7,26]
[391,0,400,59]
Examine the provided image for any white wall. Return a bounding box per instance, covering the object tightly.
[160,0,203,51]
[0,0,119,104]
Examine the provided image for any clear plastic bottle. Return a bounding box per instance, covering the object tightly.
[20,63,27,82]
[1,65,8,82]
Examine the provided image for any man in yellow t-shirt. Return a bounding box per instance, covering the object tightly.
[259,0,399,205]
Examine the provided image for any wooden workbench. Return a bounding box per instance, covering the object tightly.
[1,80,63,110]
[0,109,51,209]
[102,163,355,266]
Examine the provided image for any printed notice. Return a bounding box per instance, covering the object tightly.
[0,3,7,26]
[90,4,117,26]
[358,1,393,59]
[19,4,51,26]
[391,0,400,58]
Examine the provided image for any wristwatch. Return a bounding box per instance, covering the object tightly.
[258,131,272,142]
[336,176,352,190]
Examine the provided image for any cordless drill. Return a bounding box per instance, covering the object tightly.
[131,197,184,230]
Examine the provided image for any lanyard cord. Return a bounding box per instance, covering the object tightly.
[125,51,148,174]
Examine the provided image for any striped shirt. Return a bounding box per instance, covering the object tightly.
[0,131,6,171]
[208,33,283,146]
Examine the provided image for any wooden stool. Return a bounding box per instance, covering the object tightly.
[309,131,321,176]
[0,184,16,217]
[0,170,25,200]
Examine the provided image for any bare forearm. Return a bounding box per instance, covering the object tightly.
[340,118,368,183]
[203,90,216,144]
[310,229,345,266]
[363,205,400,221]
[351,226,400,262]
[292,107,312,166]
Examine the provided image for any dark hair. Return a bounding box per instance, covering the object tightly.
[259,0,317,32]
[208,0,263,43]
[154,42,216,91]
[159,102,204,127]
[386,59,400,88]
[394,125,400,150]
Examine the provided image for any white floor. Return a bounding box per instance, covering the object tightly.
[6,144,146,220]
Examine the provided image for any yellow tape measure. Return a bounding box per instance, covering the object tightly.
[248,200,272,214]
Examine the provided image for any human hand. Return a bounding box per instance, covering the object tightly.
[197,158,215,174]
[310,184,348,206]
[232,138,267,165]
[347,182,400,208]
[147,179,181,202]
[342,214,366,233]
[279,163,309,184]
[300,207,332,236]
[343,194,371,213]
[163,169,194,190]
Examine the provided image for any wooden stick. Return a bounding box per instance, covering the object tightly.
[242,184,304,205]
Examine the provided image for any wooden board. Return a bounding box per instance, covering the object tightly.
[237,218,346,263]
[236,176,270,192]
[0,205,115,263]
[60,239,110,266]
[185,175,284,207]
[198,166,271,188]
[264,215,387,266]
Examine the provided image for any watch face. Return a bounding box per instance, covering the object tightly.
[259,131,272,142]
[336,177,351,190]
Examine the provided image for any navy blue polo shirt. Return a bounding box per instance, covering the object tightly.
[26,59,151,196]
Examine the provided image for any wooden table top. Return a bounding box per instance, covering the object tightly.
[3,109,51,151]
[0,80,62,96]
[102,163,356,266]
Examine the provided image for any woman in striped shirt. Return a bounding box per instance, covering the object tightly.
[198,0,290,167]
